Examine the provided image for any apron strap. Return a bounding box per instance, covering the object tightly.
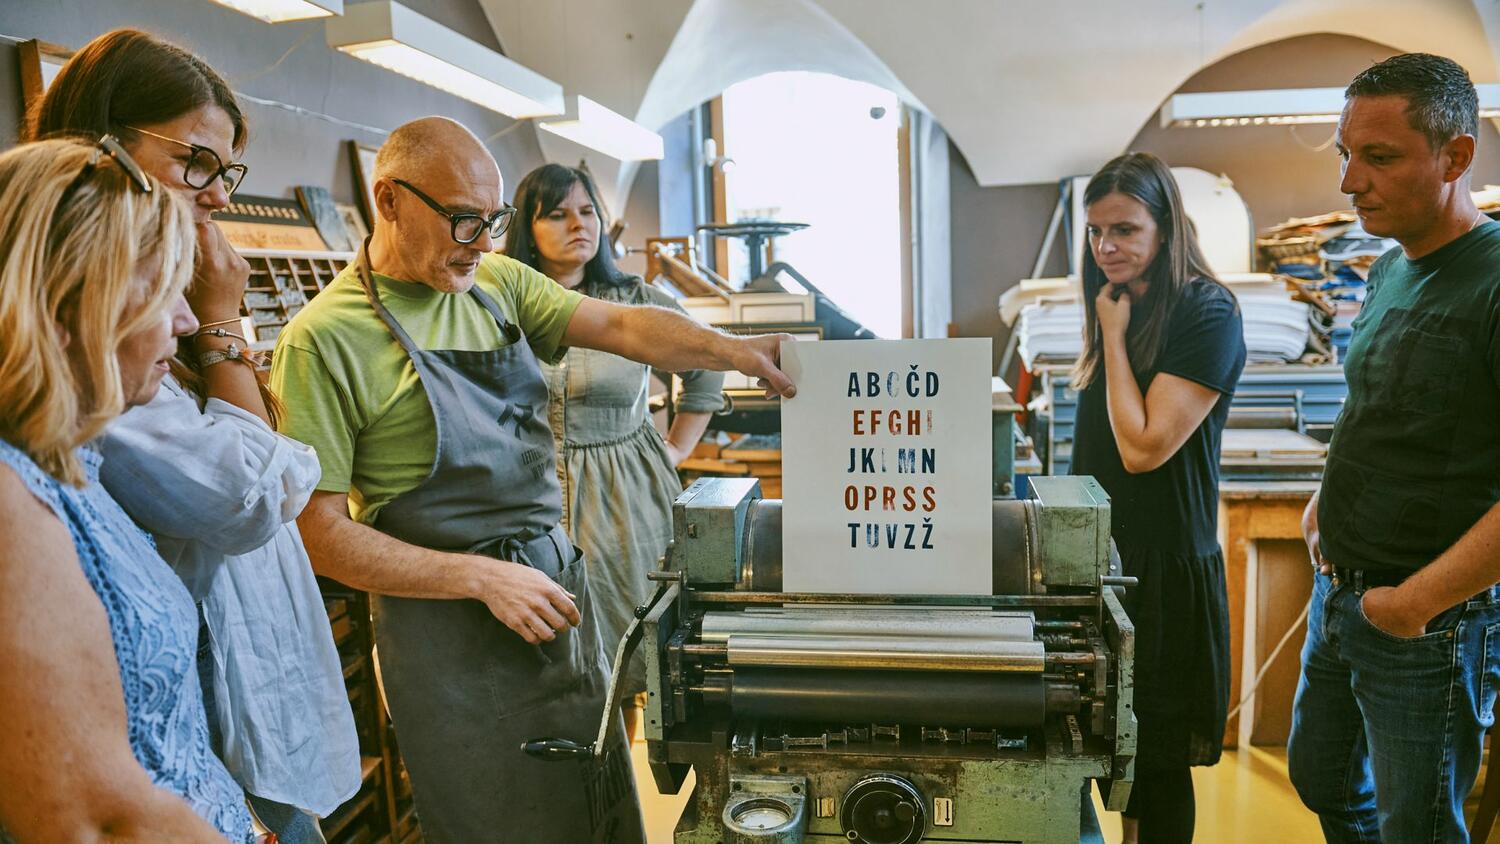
[355,238,423,355]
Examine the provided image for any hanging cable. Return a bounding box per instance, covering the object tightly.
[1226,600,1311,722]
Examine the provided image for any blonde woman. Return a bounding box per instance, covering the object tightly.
[0,138,252,841]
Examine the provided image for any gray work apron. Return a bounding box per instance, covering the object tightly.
[354,247,645,844]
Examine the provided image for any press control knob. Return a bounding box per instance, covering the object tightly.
[840,774,925,844]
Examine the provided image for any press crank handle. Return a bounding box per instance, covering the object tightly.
[521,737,595,761]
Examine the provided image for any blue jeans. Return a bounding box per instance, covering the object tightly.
[1288,573,1500,843]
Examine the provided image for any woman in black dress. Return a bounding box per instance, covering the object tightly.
[1069,152,1246,843]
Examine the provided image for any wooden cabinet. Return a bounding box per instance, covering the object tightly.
[318,582,422,844]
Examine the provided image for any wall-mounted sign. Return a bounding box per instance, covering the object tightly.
[780,338,993,594]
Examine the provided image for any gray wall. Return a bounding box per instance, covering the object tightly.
[0,0,544,207]
[952,32,1500,378]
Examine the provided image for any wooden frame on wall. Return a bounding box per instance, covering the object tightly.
[347,139,381,230]
[16,39,74,130]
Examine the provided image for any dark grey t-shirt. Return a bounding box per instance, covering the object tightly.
[1320,222,1500,572]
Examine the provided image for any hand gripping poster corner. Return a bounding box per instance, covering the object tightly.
[779,337,993,594]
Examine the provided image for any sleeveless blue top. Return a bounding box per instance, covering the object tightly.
[0,439,251,842]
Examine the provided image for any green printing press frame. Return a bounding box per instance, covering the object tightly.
[528,407,1136,844]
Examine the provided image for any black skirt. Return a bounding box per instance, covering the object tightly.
[1118,542,1231,769]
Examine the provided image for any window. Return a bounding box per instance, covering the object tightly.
[721,72,903,338]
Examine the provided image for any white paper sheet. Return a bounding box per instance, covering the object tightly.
[780,338,994,594]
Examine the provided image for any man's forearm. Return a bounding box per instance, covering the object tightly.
[297,498,490,601]
[613,306,740,373]
[1396,501,1500,620]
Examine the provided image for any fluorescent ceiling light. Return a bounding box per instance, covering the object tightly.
[207,0,342,23]
[1164,84,1500,128]
[538,96,664,161]
[326,0,563,119]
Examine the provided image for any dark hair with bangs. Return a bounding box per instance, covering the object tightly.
[1345,53,1478,151]
[26,28,247,151]
[504,163,630,288]
[1072,152,1229,390]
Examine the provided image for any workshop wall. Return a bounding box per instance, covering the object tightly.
[0,0,545,208]
[953,33,1500,377]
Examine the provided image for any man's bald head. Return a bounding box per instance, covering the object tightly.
[375,116,499,186]
[367,116,507,293]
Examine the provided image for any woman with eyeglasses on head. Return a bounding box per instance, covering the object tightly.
[505,164,725,739]
[0,137,251,842]
[1069,152,1246,844]
[29,29,359,842]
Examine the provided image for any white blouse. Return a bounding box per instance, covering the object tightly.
[98,376,360,816]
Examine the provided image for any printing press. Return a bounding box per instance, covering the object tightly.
[528,472,1137,843]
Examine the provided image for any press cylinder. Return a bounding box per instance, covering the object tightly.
[738,498,1036,594]
[729,669,1047,728]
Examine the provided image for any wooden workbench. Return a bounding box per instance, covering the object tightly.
[1219,480,1320,749]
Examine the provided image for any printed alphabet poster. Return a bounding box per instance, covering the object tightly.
[780,338,993,594]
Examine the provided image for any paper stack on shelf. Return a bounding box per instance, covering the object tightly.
[1225,275,1312,364]
[1009,273,1311,370]
[1016,300,1084,369]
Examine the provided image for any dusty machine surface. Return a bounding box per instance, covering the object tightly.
[531,474,1136,844]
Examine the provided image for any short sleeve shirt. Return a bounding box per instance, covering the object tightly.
[270,253,583,524]
[1319,222,1500,572]
[1071,278,1247,555]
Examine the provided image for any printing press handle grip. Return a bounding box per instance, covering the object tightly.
[521,737,594,761]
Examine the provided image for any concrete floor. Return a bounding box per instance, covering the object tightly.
[631,740,1323,843]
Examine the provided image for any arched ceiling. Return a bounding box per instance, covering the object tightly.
[480,0,1500,203]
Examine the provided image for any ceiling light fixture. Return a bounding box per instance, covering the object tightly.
[1164,84,1500,128]
[325,0,563,119]
[207,0,342,23]
[538,96,664,161]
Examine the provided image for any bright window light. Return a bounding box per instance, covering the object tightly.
[207,0,342,23]
[723,71,903,338]
[326,1,563,119]
[539,96,664,161]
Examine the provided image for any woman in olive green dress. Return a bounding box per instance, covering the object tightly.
[506,164,724,738]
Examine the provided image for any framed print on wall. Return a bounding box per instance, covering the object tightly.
[17,40,74,128]
[347,139,380,230]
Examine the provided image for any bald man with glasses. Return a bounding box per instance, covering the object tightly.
[270,117,794,843]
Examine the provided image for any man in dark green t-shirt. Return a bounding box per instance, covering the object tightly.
[1289,54,1500,843]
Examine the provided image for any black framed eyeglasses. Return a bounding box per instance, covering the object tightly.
[393,178,516,245]
[124,125,248,196]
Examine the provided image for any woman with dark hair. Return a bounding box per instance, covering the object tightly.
[1069,152,1245,843]
[506,163,724,737]
[30,30,359,842]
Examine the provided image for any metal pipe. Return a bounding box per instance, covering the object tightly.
[691,591,1098,608]
[1044,652,1097,666]
[726,634,1045,673]
[700,609,1035,644]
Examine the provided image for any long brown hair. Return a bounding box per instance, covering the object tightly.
[28,29,282,425]
[1072,152,1227,390]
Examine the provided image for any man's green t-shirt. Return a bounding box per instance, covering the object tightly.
[270,253,583,525]
[1320,221,1500,572]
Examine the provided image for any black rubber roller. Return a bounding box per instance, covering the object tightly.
[730,668,1045,728]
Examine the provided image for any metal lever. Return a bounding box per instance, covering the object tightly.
[522,579,681,762]
[521,737,594,761]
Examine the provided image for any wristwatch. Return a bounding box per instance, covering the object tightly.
[198,342,249,369]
